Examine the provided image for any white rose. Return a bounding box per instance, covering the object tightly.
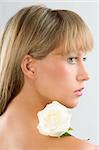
[37,101,71,137]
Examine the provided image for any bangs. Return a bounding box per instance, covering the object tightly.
[63,23,93,56]
[56,10,93,56]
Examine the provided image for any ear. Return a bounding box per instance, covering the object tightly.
[21,55,37,80]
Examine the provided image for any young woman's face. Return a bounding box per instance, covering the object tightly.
[35,46,90,108]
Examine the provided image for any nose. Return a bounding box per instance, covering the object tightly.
[76,65,90,81]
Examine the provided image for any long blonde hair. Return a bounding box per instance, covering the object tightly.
[0,5,93,115]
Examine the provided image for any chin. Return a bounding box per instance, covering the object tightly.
[63,100,79,109]
[52,97,79,108]
[66,104,78,109]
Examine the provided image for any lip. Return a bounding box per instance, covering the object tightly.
[74,88,84,96]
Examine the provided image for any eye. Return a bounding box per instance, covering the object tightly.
[67,57,78,64]
[83,57,87,62]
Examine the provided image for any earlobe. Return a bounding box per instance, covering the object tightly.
[21,55,37,80]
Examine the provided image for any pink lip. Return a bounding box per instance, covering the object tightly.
[74,88,84,96]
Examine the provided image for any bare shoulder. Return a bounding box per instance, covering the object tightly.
[61,137,95,150]
[0,114,96,150]
[54,136,96,150]
[73,137,95,150]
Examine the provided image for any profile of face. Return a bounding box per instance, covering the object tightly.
[0,5,93,116]
[23,44,89,108]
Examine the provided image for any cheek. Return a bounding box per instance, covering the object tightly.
[39,62,68,82]
[49,63,73,82]
[46,64,64,80]
[36,61,73,91]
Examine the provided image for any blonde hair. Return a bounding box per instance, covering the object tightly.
[0,5,93,115]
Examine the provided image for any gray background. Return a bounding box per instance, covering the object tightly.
[0,1,99,145]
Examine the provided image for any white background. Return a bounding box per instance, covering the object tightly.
[0,1,99,145]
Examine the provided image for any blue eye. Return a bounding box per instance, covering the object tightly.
[67,56,87,64]
[67,57,78,64]
[83,57,87,62]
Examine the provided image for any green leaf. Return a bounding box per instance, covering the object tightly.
[68,127,73,132]
[60,127,73,137]
[61,132,71,137]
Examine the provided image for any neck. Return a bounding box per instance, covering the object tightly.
[5,81,51,124]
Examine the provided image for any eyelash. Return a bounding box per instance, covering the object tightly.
[67,57,87,64]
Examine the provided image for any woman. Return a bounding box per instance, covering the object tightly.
[0,5,98,150]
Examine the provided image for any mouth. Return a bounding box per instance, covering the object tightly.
[74,88,84,96]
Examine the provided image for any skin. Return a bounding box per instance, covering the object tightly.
[0,44,96,149]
